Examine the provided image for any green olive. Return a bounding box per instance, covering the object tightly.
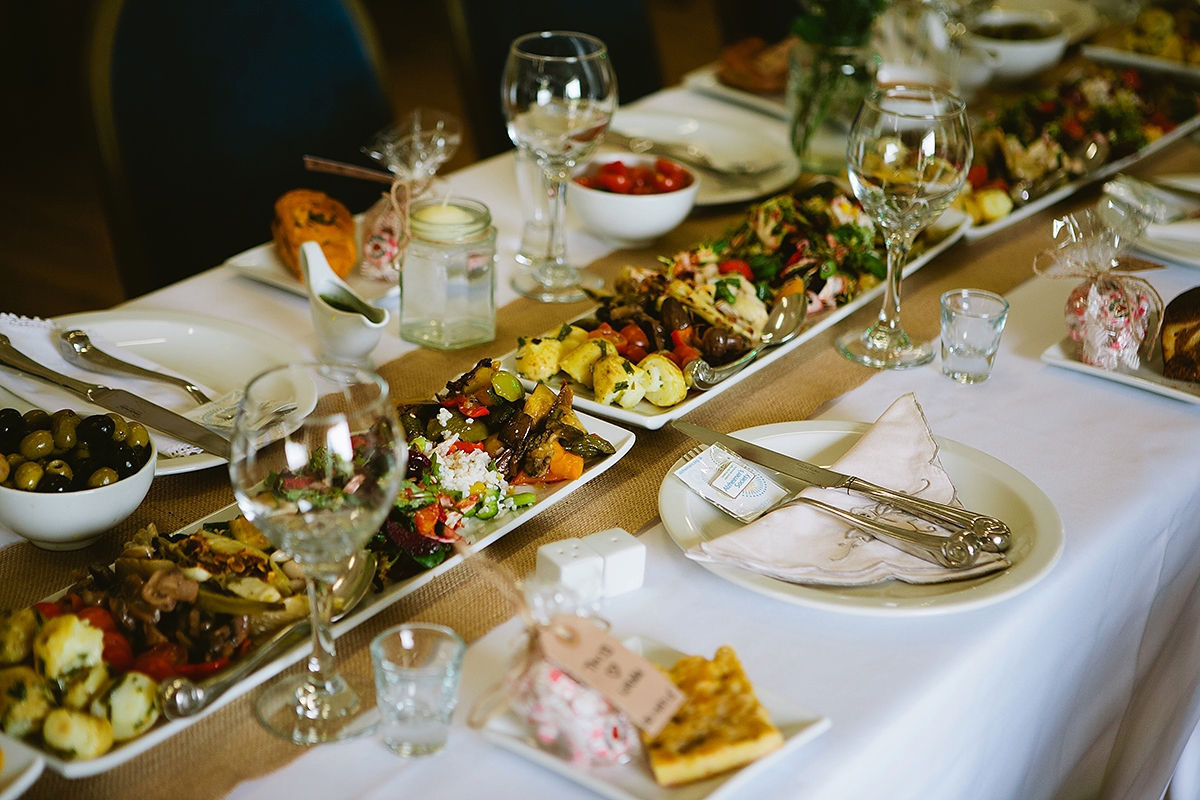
[21,409,51,431]
[50,409,78,425]
[87,467,119,488]
[0,458,9,483]
[106,413,128,443]
[13,461,43,491]
[44,459,73,482]
[50,414,78,450]
[6,453,24,469]
[19,430,55,461]
[126,422,150,449]
[490,370,525,403]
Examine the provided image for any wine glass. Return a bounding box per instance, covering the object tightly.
[229,363,406,744]
[838,85,972,369]
[503,31,617,303]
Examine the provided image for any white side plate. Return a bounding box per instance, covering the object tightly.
[680,64,789,122]
[659,422,1064,615]
[0,736,44,800]
[482,635,831,800]
[1041,336,1200,405]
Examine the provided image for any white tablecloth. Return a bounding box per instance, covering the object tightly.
[7,86,1200,800]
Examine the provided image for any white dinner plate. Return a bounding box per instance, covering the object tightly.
[604,110,800,206]
[1129,173,1200,269]
[481,635,831,800]
[4,410,634,778]
[681,64,789,122]
[50,310,303,475]
[0,736,44,800]
[996,0,1099,44]
[658,422,1064,616]
[1041,337,1200,404]
[498,211,969,430]
[223,217,400,303]
[965,115,1200,240]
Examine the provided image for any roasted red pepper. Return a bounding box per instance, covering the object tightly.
[718,259,754,281]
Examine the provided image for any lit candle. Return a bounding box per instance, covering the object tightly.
[412,202,474,225]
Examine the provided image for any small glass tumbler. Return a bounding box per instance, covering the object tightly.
[940,289,1010,384]
[370,623,466,757]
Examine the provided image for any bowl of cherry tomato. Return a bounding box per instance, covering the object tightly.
[569,154,699,248]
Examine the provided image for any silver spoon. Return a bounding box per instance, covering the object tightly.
[58,329,213,405]
[1010,135,1111,206]
[685,292,808,390]
[157,550,377,719]
[604,130,783,176]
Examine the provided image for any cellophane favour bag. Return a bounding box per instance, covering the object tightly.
[1034,196,1164,370]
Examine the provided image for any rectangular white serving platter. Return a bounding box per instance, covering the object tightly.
[481,636,831,800]
[1041,336,1200,404]
[965,114,1200,240]
[1082,45,1200,84]
[498,213,970,430]
[0,411,634,778]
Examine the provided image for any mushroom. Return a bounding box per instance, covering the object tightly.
[141,568,200,612]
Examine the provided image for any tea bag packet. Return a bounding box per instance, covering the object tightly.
[674,444,790,523]
[1034,197,1164,370]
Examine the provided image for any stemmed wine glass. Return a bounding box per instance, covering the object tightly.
[229,363,406,744]
[503,31,617,303]
[838,85,972,369]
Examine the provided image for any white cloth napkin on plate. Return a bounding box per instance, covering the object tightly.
[686,393,1009,586]
[0,314,233,458]
[1144,219,1200,243]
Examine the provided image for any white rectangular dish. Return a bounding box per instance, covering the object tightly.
[1041,336,1200,405]
[499,213,970,430]
[0,411,634,778]
[481,635,831,800]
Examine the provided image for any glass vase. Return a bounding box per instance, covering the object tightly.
[788,41,878,175]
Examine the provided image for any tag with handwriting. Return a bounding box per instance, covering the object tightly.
[539,614,685,738]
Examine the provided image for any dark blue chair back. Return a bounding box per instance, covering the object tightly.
[446,0,664,158]
[86,0,395,297]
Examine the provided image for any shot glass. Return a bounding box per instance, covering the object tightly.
[370,623,466,756]
[940,289,1010,384]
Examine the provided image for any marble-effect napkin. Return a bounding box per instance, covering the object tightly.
[686,393,1009,586]
[0,314,234,458]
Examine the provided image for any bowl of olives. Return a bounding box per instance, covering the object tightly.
[0,407,156,551]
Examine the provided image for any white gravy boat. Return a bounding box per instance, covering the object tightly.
[300,241,389,366]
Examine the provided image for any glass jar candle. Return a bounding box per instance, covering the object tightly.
[400,197,497,350]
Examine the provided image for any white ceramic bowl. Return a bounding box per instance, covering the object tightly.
[0,440,156,550]
[956,41,1003,98]
[568,154,700,248]
[967,9,1069,84]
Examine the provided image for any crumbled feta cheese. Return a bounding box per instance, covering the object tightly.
[436,407,454,426]
[432,438,510,497]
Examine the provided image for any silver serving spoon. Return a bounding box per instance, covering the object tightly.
[685,292,808,390]
[1010,135,1111,206]
[157,550,377,719]
[58,329,213,405]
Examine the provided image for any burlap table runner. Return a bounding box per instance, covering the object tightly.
[5,142,1195,799]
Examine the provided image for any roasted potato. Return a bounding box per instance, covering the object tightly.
[91,671,160,741]
[60,663,108,711]
[33,614,104,686]
[515,336,565,383]
[592,356,647,409]
[0,607,38,665]
[639,353,688,406]
[42,708,114,760]
[558,339,614,388]
[0,665,54,738]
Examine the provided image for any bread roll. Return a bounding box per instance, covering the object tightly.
[1162,286,1200,382]
[271,189,357,280]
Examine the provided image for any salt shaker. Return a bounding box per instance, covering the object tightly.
[400,197,496,350]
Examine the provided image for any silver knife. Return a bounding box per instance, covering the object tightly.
[673,419,1010,552]
[0,334,230,460]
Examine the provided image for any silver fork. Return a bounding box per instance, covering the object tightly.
[678,445,981,569]
[605,130,783,176]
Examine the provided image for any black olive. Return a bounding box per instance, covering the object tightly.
[133,444,152,469]
[36,473,72,493]
[0,407,23,452]
[77,414,117,447]
[109,444,141,479]
[70,457,98,490]
[405,451,431,479]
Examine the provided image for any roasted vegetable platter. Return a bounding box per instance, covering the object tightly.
[0,377,634,777]
[498,209,970,430]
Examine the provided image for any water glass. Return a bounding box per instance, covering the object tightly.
[371,623,466,756]
[514,148,550,266]
[940,289,1010,383]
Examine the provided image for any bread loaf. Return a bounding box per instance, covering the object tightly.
[643,645,784,787]
[271,189,357,280]
[1162,286,1200,382]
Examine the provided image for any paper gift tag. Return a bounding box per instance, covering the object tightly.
[539,614,685,738]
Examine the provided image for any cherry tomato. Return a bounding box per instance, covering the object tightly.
[574,158,693,195]
[77,606,117,632]
[670,330,702,367]
[131,656,176,682]
[624,344,648,363]
[718,259,754,281]
[967,165,989,190]
[33,601,63,620]
[102,631,134,672]
[588,322,627,351]
[452,440,485,453]
[176,658,230,679]
[596,170,632,193]
[618,323,650,351]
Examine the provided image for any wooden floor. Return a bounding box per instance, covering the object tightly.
[0,0,727,319]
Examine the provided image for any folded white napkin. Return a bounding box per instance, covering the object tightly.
[686,394,1009,586]
[0,314,235,458]
[1144,219,1200,243]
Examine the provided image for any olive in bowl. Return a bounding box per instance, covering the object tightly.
[0,408,156,551]
[568,154,700,248]
[966,9,1069,84]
